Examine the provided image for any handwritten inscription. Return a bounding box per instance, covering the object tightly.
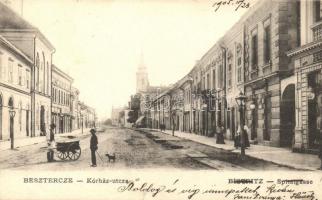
[212,0,250,12]
[116,179,318,200]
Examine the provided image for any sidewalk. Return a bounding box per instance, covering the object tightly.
[144,128,321,171]
[0,128,91,151]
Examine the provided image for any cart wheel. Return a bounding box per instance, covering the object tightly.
[67,145,81,161]
[57,151,68,160]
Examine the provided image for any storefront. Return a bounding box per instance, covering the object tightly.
[289,46,322,152]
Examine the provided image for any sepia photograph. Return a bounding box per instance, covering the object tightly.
[0,0,322,199]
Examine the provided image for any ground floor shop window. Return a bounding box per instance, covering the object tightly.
[308,71,322,149]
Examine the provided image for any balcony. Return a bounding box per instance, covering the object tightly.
[312,21,322,42]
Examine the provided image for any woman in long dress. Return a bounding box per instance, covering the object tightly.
[234,126,241,149]
[243,125,250,148]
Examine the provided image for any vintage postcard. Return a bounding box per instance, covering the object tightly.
[0,0,322,199]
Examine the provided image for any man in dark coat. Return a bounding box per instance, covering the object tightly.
[90,129,98,167]
[47,123,56,162]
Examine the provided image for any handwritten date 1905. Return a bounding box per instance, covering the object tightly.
[212,0,250,12]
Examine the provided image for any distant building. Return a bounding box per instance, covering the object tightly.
[71,87,80,130]
[111,106,124,126]
[51,64,73,134]
[133,52,169,128]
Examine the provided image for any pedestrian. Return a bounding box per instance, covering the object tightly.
[235,126,241,149]
[47,123,56,162]
[90,128,98,167]
[316,114,322,170]
[243,125,250,148]
[216,124,225,144]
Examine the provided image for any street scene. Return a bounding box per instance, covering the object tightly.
[0,0,322,172]
[0,126,300,170]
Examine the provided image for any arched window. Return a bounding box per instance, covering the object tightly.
[36,53,40,91]
[8,97,14,108]
[47,62,50,95]
[42,52,46,93]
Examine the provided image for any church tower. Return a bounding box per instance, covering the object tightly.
[136,51,149,93]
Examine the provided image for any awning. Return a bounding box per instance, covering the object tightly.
[135,116,145,124]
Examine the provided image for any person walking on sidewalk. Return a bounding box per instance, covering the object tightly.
[90,129,98,167]
[316,114,322,170]
[47,123,56,162]
[235,126,241,149]
[216,125,225,144]
[243,125,250,148]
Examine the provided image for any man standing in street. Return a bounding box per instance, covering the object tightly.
[47,123,56,162]
[90,129,98,167]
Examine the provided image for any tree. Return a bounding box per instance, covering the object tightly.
[127,94,141,124]
[127,110,138,123]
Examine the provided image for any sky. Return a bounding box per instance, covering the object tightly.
[9,0,258,119]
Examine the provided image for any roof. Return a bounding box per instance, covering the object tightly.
[0,2,34,29]
[52,64,74,82]
[0,34,32,65]
[0,2,55,51]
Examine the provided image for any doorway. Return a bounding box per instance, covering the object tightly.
[280,84,295,147]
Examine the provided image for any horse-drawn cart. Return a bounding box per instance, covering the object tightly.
[55,140,81,161]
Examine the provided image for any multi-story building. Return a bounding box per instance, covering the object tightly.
[71,86,80,130]
[146,0,303,151]
[111,106,124,126]
[0,35,32,141]
[51,64,73,134]
[0,2,55,137]
[243,0,299,147]
[78,101,96,130]
[288,0,322,153]
[0,3,96,144]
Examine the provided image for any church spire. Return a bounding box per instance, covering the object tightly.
[136,49,149,93]
[139,48,146,69]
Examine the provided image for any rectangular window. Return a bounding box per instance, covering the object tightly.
[237,67,242,83]
[252,34,258,69]
[264,25,271,64]
[316,0,322,22]
[206,74,210,89]
[8,59,13,83]
[228,63,232,88]
[18,65,22,85]
[218,64,223,88]
[212,69,216,90]
[26,69,30,89]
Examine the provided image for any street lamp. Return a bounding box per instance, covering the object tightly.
[235,91,247,160]
[202,103,207,136]
[9,107,16,149]
[80,114,83,134]
[171,109,176,136]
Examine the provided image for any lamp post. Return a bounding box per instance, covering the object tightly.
[202,103,207,136]
[9,107,16,149]
[171,109,176,136]
[80,114,83,134]
[235,91,247,160]
[250,96,256,140]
